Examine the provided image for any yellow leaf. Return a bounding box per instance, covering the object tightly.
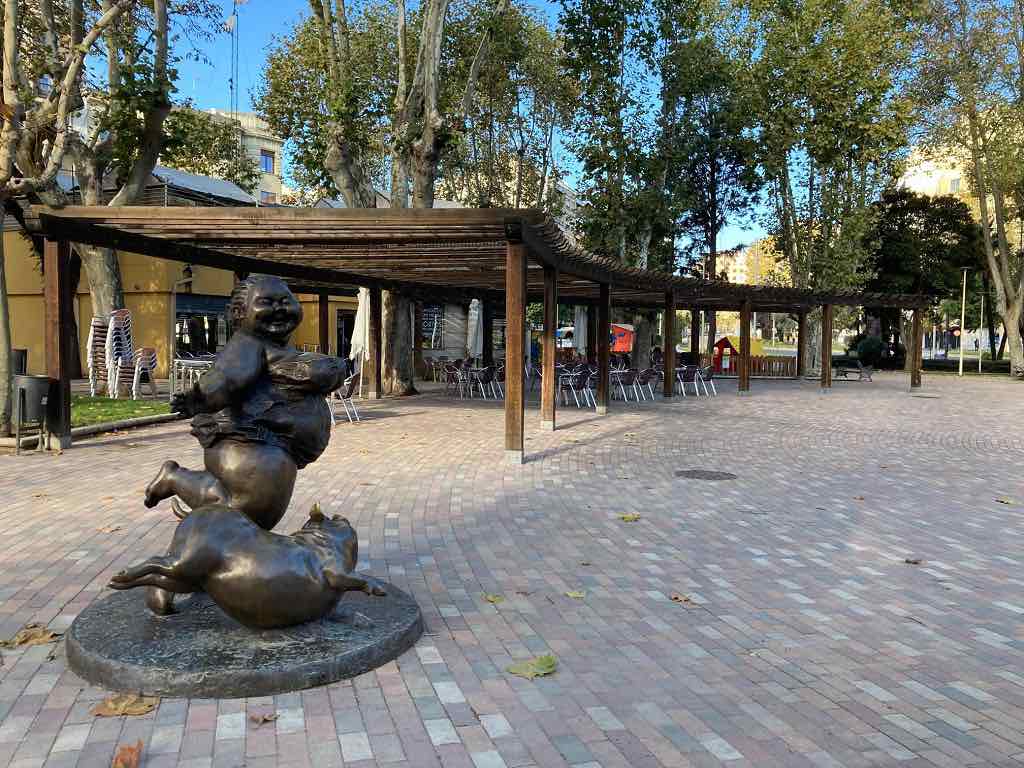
[507,654,557,680]
[96,524,123,533]
[995,498,1013,505]
[111,740,143,768]
[1,624,61,648]
[483,593,504,604]
[619,513,641,522]
[91,694,158,717]
[249,713,278,727]
[565,590,586,599]
[670,593,694,604]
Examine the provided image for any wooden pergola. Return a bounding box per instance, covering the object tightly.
[26,206,930,459]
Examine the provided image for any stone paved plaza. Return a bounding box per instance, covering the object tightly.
[2,373,1024,768]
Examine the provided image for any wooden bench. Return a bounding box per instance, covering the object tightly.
[833,362,874,381]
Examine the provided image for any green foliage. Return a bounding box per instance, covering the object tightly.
[160,107,262,193]
[865,189,985,297]
[742,0,918,292]
[256,0,568,204]
[854,335,884,367]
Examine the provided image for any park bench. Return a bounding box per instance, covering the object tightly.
[833,361,874,382]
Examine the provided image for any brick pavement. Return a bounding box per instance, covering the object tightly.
[2,373,1024,767]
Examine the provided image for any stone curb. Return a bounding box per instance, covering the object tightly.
[0,412,183,449]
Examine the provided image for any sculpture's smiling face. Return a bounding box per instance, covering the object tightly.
[244,278,302,343]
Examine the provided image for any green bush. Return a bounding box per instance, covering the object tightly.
[855,335,884,367]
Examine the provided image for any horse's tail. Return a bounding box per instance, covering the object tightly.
[171,498,192,521]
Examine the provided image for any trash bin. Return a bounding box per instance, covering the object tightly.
[11,348,27,376]
[13,374,50,454]
[13,374,49,423]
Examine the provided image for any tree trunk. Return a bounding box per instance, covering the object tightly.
[632,312,654,369]
[381,291,417,395]
[805,310,823,376]
[0,213,11,434]
[78,245,124,317]
[1004,300,1024,378]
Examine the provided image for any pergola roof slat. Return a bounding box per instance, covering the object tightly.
[25,205,931,310]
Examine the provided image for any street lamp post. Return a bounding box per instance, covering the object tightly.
[958,268,968,377]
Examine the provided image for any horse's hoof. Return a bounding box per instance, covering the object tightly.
[145,587,177,616]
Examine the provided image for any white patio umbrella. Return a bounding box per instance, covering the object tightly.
[466,299,483,360]
[573,305,588,355]
[350,287,370,397]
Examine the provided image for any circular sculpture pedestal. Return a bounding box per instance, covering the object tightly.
[67,586,422,698]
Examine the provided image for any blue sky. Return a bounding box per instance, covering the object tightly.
[175,0,764,249]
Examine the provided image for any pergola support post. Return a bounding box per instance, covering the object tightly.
[596,283,611,415]
[482,299,494,368]
[318,292,330,354]
[820,303,833,391]
[368,285,382,399]
[738,300,752,394]
[663,290,676,397]
[586,305,597,363]
[910,307,923,390]
[43,238,73,448]
[796,311,807,378]
[505,242,527,463]
[541,266,558,431]
[690,308,701,365]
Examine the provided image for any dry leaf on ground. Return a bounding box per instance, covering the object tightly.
[579,561,592,566]
[249,713,278,727]
[92,694,158,717]
[1,624,61,648]
[507,654,557,680]
[904,558,922,565]
[97,525,123,533]
[995,498,1014,505]
[565,590,586,599]
[619,513,641,522]
[670,593,694,604]
[111,740,143,768]
[482,594,504,604]
[852,496,865,501]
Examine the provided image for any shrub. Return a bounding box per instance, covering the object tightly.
[856,335,884,367]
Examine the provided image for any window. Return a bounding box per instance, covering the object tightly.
[949,177,960,194]
[422,304,445,350]
[259,190,277,204]
[260,149,274,174]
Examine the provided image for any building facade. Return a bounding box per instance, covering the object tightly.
[205,110,285,204]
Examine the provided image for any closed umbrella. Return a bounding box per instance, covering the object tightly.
[573,305,588,355]
[466,299,483,360]
[350,288,370,397]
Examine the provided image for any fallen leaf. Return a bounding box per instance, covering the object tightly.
[579,561,592,567]
[619,513,641,523]
[0,624,61,648]
[565,590,586,599]
[515,590,532,596]
[670,593,694,604]
[111,740,143,768]
[31,493,48,499]
[852,496,865,501]
[995,498,1014,505]
[904,558,922,565]
[249,713,278,727]
[96,524,123,533]
[507,654,558,680]
[91,694,158,717]
[482,593,504,604]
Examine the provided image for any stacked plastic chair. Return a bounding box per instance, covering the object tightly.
[86,315,111,397]
[105,310,159,399]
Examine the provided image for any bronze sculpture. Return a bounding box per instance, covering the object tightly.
[110,505,385,629]
[118,274,385,627]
